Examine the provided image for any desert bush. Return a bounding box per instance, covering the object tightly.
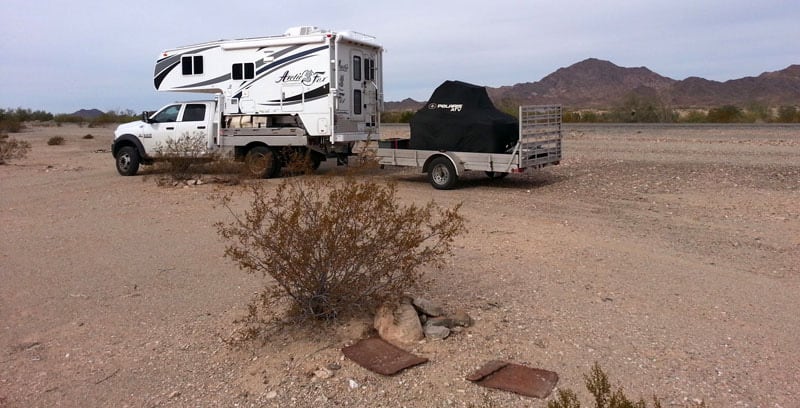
[680,110,707,123]
[82,134,94,139]
[549,362,705,408]
[777,106,799,123]
[47,136,65,145]
[216,173,465,326]
[381,110,416,123]
[151,132,212,180]
[0,117,23,133]
[89,110,139,127]
[706,105,743,123]
[53,114,85,126]
[0,137,31,164]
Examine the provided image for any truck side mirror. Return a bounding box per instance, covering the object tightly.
[141,111,152,123]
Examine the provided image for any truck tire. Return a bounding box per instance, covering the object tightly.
[428,157,458,190]
[245,146,280,179]
[115,146,140,176]
[485,171,508,180]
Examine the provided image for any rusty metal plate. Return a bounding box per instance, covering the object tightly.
[342,337,428,376]
[466,360,558,398]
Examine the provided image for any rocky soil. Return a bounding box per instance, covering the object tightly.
[1,123,798,407]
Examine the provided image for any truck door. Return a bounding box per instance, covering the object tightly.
[142,103,209,155]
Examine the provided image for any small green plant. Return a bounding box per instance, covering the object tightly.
[0,137,31,164]
[547,362,707,408]
[216,171,465,331]
[47,136,65,146]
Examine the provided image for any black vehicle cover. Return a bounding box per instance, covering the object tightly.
[409,80,518,153]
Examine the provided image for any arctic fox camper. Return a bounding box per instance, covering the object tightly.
[112,26,382,177]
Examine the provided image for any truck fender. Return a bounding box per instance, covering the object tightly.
[112,134,148,161]
[422,152,463,176]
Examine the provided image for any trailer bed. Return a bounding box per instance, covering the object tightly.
[374,105,563,189]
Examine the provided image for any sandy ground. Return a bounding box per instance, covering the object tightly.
[1,123,798,407]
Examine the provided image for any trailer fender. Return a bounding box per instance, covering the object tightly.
[422,152,463,176]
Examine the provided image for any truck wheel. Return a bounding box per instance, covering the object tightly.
[485,171,508,180]
[115,146,140,176]
[428,157,458,190]
[245,146,280,178]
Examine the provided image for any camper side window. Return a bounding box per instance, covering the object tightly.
[181,55,204,75]
[353,56,361,81]
[353,90,362,115]
[182,104,206,122]
[232,63,255,80]
[364,58,375,81]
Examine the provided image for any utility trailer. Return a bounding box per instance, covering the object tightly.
[112,26,383,177]
[374,105,563,189]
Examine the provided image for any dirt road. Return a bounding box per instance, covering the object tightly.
[1,123,798,407]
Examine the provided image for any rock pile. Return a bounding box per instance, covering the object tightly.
[373,296,473,347]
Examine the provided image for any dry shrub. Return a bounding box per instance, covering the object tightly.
[549,362,705,408]
[151,132,215,181]
[47,136,65,145]
[82,134,94,139]
[0,137,31,164]
[216,173,465,330]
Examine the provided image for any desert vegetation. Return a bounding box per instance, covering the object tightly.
[383,97,800,124]
[0,107,138,131]
[0,137,31,164]
[215,169,465,337]
[46,136,65,146]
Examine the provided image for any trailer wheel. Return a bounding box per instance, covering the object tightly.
[428,157,458,190]
[245,146,280,179]
[115,146,140,176]
[485,171,509,180]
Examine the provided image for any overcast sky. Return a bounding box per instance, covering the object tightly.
[1,0,798,113]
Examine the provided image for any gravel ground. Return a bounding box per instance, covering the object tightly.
[1,123,798,407]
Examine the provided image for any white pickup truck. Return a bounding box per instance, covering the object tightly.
[112,97,315,178]
[112,26,383,178]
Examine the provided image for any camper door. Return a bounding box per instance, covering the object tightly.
[350,48,379,128]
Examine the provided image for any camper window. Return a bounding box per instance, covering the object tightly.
[182,104,206,122]
[364,58,376,81]
[181,55,204,75]
[232,63,255,80]
[353,90,362,114]
[353,56,361,81]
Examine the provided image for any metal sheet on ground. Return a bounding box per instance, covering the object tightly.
[466,360,558,398]
[342,337,428,376]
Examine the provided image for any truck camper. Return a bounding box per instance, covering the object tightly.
[112,26,383,177]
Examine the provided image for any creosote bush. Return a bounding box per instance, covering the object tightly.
[0,137,31,164]
[216,172,465,328]
[152,132,214,181]
[548,362,705,408]
[47,136,65,146]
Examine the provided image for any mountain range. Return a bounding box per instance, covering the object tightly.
[386,58,800,111]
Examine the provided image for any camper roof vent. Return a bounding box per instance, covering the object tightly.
[285,26,322,36]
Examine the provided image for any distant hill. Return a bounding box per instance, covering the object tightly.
[385,58,800,110]
[71,109,105,119]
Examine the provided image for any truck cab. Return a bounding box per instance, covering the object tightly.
[112,100,217,176]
